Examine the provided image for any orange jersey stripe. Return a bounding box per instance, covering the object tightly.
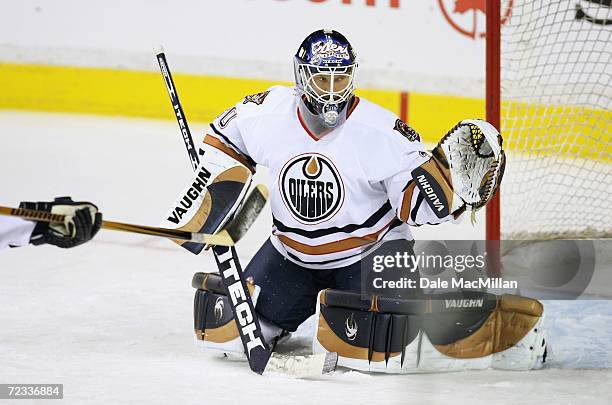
[203,134,255,172]
[277,218,395,256]
[400,181,416,223]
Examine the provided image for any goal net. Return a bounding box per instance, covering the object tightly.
[494,0,611,240]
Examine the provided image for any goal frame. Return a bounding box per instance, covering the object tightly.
[485,0,502,276]
[486,0,501,242]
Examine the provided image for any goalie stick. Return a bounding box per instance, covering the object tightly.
[0,185,267,246]
[155,47,337,377]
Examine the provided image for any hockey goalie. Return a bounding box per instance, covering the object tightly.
[161,29,548,374]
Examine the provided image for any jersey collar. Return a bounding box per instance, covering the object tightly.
[296,97,360,142]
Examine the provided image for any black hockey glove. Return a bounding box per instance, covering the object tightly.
[19,197,103,249]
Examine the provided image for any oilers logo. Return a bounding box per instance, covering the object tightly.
[279,153,344,224]
[310,40,350,64]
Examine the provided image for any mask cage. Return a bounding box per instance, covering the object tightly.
[295,62,356,109]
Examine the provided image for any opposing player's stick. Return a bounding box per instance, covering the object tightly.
[0,185,267,246]
[155,48,337,377]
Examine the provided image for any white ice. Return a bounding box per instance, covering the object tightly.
[0,111,611,404]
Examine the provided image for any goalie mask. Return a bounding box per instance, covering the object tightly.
[294,29,357,131]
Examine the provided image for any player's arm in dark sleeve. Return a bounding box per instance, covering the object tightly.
[1,197,102,249]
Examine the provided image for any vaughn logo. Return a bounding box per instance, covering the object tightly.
[214,297,225,322]
[166,166,212,224]
[345,313,358,341]
[279,153,344,224]
[416,173,446,214]
[445,298,484,309]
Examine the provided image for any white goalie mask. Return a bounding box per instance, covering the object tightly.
[294,30,358,128]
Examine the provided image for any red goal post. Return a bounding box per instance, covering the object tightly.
[486,0,502,243]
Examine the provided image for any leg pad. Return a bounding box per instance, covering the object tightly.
[192,272,259,355]
[313,289,547,373]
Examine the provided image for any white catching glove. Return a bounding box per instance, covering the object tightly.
[411,119,506,219]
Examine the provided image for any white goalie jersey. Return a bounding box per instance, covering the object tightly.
[205,86,453,269]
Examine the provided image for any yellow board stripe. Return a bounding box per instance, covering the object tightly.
[0,62,471,144]
[0,63,608,161]
[0,62,284,122]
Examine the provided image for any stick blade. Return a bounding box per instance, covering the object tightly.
[263,352,338,379]
[224,184,269,244]
[200,231,234,246]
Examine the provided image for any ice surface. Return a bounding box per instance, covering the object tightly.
[0,112,610,404]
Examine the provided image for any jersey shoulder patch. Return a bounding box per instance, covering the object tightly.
[238,85,294,115]
[243,90,270,105]
[393,119,421,142]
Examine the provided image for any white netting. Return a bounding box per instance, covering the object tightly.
[500,0,612,240]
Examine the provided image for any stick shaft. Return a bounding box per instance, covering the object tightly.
[0,205,231,245]
[0,206,65,223]
[156,49,271,373]
[155,52,200,171]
